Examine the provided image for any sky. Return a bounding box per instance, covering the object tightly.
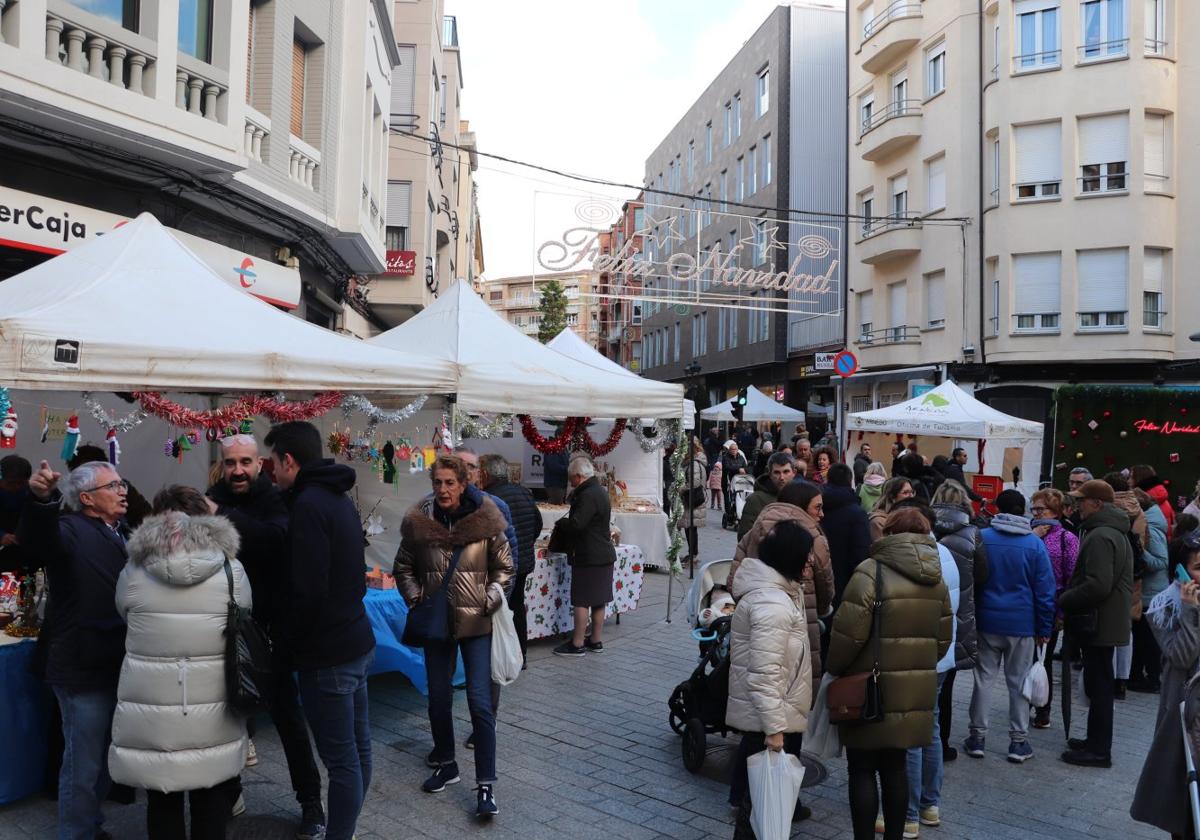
[442,0,808,281]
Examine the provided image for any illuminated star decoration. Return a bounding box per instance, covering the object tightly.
[636,210,686,251]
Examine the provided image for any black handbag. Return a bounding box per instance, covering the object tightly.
[223,559,273,716]
[402,547,465,647]
[682,484,706,508]
[827,559,885,724]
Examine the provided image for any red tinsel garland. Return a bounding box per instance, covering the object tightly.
[133,391,344,430]
[517,415,579,454]
[578,417,627,456]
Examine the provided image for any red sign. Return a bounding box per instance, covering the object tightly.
[971,475,1004,517]
[1133,418,1200,435]
[384,250,416,276]
[833,349,859,378]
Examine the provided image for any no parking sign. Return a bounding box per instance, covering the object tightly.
[833,350,858,378]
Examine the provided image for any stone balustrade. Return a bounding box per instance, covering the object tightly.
[174,66,225,122]
[289,144,319,190]
[44,15,154,97]
[244,112,270,162]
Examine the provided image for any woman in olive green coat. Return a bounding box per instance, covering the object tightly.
[827,508,953,840]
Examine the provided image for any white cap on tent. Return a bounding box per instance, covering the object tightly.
[699,387,806,423]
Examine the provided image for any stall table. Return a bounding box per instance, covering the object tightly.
[537,504,668,569]
[524,545,646,640]
[363,588,463,694]
[0,634,49,804]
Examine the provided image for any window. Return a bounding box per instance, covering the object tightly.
[858,290,874,341]
[1144,112,1169,192]
[759,295,770,341]
[990,137,1001,205]
[687,141,695,181]
[888,281,908,341]
[727,230,738,267]
[674,322,681,362]
[752,218,768,265]
[691,315,701,356]
[735,156,744,202]
[890,173,908,217]
[925,270,946,328]
[566,313,580,327]
[748,294,759,341]
[987,258,1000,335]
[747,146,757,196]
[762,135,772,185]
[719,170,728,211]
[724,101,733,146]
[992,24,1001,76]
[385,227,408,250]
[925,42,946,97]
[1013,122,1062,199]
[488,289,502,302]
[1012,252,1061,331]
[1143,247,1167,329]
[179,0,212,61]
[70,0,138,30]
[718,308,727,351]
[1078,113,1128,192]
[757,68,770,117]
[700,312,708,354]
[859,188,875,237]
[729,307,738,348]
[890,67,909,113]
[1077,248,1128,329]
[926,154,946,212]
[291,38,308,137]
[733,93,742,139]
[386,180,412,247]
[1015,1,1060,69]
[858,91,876,135]
[1145,0,1166,53]
[1081,0,1127,59]
[705,121,713,163]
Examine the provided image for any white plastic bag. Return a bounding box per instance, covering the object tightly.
[805,674,842,759]
[1021,644,1049,707]
[747,748,806,840]
[490,597,523,686]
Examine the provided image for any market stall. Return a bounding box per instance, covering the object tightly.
[845,381,1044,497]
[700,387,806,423]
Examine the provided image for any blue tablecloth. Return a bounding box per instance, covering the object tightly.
[0,637,50,804]
[363,588,463,695]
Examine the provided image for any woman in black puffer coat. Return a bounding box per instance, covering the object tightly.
[930,479,989,761]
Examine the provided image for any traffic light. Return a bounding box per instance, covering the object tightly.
[731,387,748,421]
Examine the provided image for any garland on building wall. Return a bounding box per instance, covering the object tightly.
[133,391,344,430]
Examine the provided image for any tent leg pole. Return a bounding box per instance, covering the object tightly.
[665,568,673,623]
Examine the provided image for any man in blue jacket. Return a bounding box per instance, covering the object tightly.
[266,421,376,840]
[964,490,1055,765]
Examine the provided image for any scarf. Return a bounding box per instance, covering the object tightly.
[1147,581,1183,632]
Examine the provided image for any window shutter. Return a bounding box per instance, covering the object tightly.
[889,281,907,327]
[290,39,305,137]
[1013,253,1061,313]
[1077,248,1128,312]
[927,155,946,209]
[1015,0,1060,12]
[1078,114,1128,164]
[1144,248,1164,292]
[1014,122,1061,183]
[392,45,416,118]
[1144,113,1166,176]
[926,272,946,324]
[859,291,873,326]
[386,181,412,227]
[246,4,254,103]
[892,174,908,196]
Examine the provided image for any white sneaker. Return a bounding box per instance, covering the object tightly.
[245,738,258,767]
[231,793,246,817]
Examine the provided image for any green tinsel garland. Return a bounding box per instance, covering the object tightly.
[663,420,687,575]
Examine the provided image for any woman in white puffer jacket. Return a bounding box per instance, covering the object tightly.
[726,519,814,836]
[108,485,251,840]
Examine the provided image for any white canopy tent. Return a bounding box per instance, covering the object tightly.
[546,328,696,428]
[700,387,806,423]
[369,280,685,418]
[0,214,456,394]
[845,381,1044,495]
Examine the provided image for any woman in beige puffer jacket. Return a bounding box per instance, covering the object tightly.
[726,519,816,835]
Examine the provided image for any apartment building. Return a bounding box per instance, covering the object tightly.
[485,271,601,345]
[596,197,647,372]
[846,0,1196,483]
[0,0,397,335]
[371,4,481,328]
[639,3,846,411]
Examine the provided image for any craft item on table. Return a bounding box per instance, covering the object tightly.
[409,447,426,473]
[0,407,16,449]
[382,441,396,484]
[365,567,395,590]
[61,415,80,462]
[105,429,120,466]
[4,571,43,638]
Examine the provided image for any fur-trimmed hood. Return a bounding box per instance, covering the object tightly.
[128,512,241,586]
[401,495,508,548]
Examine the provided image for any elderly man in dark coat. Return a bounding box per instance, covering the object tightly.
[551,457,616,657]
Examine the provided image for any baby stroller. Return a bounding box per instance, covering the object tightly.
[669,558,738,772]
[722,473,756,530]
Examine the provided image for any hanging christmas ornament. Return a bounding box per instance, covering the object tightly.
[1075,451,1084,460]
[1087,420,1098,431]
[205,428,221,442]
[106,429,121,466]
[1058,443,1066,450]
[61,415,80,462]
[186,429,201,446]
[239,418,254,434]
[40,406,49,444]
[0,407,16,449]
[1102,410,1112,419]
[82,393,146,435]
[1120,430,1128,438]
[164,437,176,458]
[1170,452,1182,463]
[1070,428,1079,438]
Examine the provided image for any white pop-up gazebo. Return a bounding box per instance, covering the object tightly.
[700,387,806,423]
[846,380,1044,495]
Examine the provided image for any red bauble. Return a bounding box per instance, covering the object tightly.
[1070,429,1079,437]
[1182,407,1189,416]
[1102,410,1112,419]
[1058,443,1067,450]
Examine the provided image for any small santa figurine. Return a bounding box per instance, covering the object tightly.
[0,408,16,449]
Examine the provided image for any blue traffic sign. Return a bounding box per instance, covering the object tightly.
[834,350,859,378]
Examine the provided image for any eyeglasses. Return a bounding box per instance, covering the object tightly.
[85,479,128,494]
[220,434,256,448]
[1030,505,1049,515]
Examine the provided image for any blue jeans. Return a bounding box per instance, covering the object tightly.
[425,634,496,783]
[52,685,116,840]
[298,650,374,840]
[906,671,947,820]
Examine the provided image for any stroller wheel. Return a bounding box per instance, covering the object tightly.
[681,718,707,773]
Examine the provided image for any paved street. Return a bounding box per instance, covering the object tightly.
[0,518,1162,840]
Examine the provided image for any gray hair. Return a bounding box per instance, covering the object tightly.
[479,453,508,484]
[568,457,595,479]
[932,479,971,510]
[767,452,795,471]
[864,461,887,479]
[62,461,118,511]
[760,440,774,454]
[452,445,477,456]
[1069,467,1093,479]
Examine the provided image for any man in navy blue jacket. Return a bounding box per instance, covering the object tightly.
[266,421,375,840]
[821,464,872,605]
[965,490,1055,765]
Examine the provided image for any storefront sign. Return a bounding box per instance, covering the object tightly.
[1134,418,1200,435]
[383,250,416,276]
[814,352,836,371]
[0,187,301,309]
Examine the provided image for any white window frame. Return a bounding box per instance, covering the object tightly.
[705,121,713,163]
[1143,247,1167,330]
[990,136,1001,205]
[858,188,875,238]
[1076,247,1129,332]
[925,270,946,329]
[762,134,772,185]
[1012,251,1062,333]
[1078,113,1129,194]
[890,173,908,218]
[757,67,769,117]
[925,41,946,98]
[733,93,742,139]
[1144,0,1167,54]
[926,153,946,213]
[858,91,875,136]
[752,218,768,265]
[1144,111,1169,193]
[858,290,874,342]
[1080,0,1128,61]
[1013,122,1062,201]
[890,66,909,112]
[1014,1,1061,71]
[724,101,733,147]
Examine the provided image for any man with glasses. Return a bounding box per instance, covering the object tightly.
[208,434,325,840]
[1064,469,1093,534]
[23,459,129,840]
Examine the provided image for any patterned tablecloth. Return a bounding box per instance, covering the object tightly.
[537,505,669,568]
[524,544,645,641]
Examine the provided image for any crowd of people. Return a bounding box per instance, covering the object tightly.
[690,422,1199,839]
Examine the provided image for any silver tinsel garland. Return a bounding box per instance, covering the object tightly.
[663,420,687,575]
[82,393,147,433]
[341,394,428,432]
[629,419,679,453]
[458,413,513,440]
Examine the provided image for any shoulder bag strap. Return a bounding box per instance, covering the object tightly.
[871,559,884,674]
[223,558,235,607]
[433,546,466,595]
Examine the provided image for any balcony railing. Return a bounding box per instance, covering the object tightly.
[1012,49,1062,71]
[860,99,922,137]
[1145,38,1168,56]
[859,212,923,239]
[44,11,156,98]
[859,325,920,345]
[175,55,228,122]
[861,0,921,42]
[288,137,321,191]
[243,109,270,162]
[1078,39,1128,62]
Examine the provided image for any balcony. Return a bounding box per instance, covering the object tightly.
[857,325,921,346]
[860,1,922,73]
[44,6,157,99]
[243,109,271,163]
[856,215,922,264]
[859,100,922,161]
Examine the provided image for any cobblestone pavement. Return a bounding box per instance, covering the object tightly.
[0,518,1162,839]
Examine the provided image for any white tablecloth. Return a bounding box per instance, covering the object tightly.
[537,505,670,567]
